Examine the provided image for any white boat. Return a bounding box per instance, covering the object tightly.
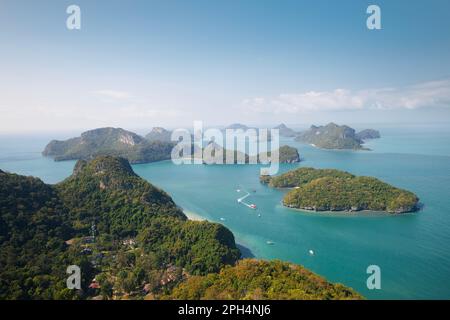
[309,249,315,256]
[220,217,226,221]
[266,241,275,245]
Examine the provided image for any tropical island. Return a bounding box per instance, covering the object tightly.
[43,127,301,165]
[0,156,361,300]
[265,145,301,163]
[200,142,300,164]
[43,127,174,164]
[261,167,419,214]
[295,123,380,150]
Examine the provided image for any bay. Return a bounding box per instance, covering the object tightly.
[1,125,450,299]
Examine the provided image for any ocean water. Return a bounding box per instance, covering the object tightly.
[1,125,450,299]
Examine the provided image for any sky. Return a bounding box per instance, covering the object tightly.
[1,0,450,133]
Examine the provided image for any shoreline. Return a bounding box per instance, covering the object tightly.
[282,203,416,217]
[183,210,207,221]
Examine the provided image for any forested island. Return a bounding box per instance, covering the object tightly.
[43,127,300,165]
[200,143,300,164]
[295,123,380,150]
[261,167,419,214]
[43,127,174,164]
[0,156,360,300]
[264,145,300,163]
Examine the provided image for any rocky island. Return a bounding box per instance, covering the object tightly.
[295,123,380,150]
[263,145,301,163]
[201,143,300,164]
[145,127,172,142]
[261,167,419,214]
[43,127,174,164]
[274,123,297,137]
[356,129,381,140]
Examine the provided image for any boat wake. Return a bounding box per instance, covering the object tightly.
[236,189,257,210]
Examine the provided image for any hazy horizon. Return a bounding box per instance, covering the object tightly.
[1,0,450,133]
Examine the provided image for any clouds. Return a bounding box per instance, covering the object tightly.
[0,87,186,133]
[241,79,450,114]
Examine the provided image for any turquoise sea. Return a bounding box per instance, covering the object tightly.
[1,124,450,299]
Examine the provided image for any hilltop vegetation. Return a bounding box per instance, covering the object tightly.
[262,167,419,214]
[295,123,380,150]
[0,157,361,300]
[164,259,362,300]
[261,167,351,187]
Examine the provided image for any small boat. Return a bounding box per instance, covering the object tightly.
[220,217,226,221]
[309,249,315,256]
[250,204,257,209]
[258,214,261,217]
[236,189,241,192]
[266,241,275,245]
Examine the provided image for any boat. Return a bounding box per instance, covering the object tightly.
[250,204,257,209]
[309,249,315,256]
[258,214,261,217]
[220,217,226,221]
[266,241,275,245]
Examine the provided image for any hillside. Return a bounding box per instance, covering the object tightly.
[261,145,301,163]
[356,129,381,140]
[274,123,297,137]
[295,123,376,150]
[0,157,361,300]
[201,143,300,164]
[43,127,174,164]
[165,259,362,300]
[262,167,419,214]
[0,170,76,299]
[145,127,172,142]
[0,156,240,299]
